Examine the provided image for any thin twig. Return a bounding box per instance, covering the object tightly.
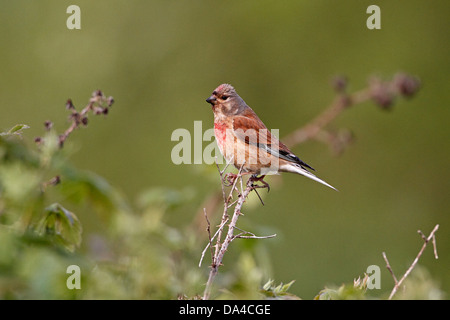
[203,208,215,266]
[234,234,277,240]
[211,157,235,264]
[58,91,113,148]
[432,234,438,259]
[382,252,398,285]
[283,73,420,149]
[383,224,439,300]
[282,90,368,147]
[233,226,277,240]
[211,158,242,263]
[202,163,249,300]
[198,215,229,268]
[216,156,232,200]
[202,160,275,300]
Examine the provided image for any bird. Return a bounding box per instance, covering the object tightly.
[206,83,337,191]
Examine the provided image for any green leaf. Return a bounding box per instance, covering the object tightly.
[59,167,130,216]
[281,280,296,293]
[260,279,300,300]
[262,279,274,291]
[314,283,368,300]
[0,124,30,137]
[36,203,82,252]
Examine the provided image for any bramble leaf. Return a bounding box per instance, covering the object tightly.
[36,203,82,252]
[0,124,30,137]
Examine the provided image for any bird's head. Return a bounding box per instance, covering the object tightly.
[206,84,247,116]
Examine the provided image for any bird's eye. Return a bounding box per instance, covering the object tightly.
[222,96,228,100]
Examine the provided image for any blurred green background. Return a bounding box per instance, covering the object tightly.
[0,0,449,299]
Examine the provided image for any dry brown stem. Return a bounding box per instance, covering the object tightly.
[200,160,275,300]
[382,224,439,300]
[35,90,114,148]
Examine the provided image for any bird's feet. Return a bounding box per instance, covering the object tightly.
[223,173,270,193]
[248,174,270,206]
[249,174,270,192]
[223,173,238,187]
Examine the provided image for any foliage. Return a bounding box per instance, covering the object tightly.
[315,267,445,300]
[0,117,197,298]
[260,279,300,300]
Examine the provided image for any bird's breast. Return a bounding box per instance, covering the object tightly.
[214,121,228,154]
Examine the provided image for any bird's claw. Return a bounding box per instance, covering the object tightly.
[249,175,270,192]
[223,173,238,187]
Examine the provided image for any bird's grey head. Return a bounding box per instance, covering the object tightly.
[206,84,247,115]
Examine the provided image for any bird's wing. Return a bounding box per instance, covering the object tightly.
[232,115,315,171]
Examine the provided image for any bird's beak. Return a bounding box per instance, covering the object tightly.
[206,95,217,105]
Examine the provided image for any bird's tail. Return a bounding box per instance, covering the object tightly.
[284,164,338,191]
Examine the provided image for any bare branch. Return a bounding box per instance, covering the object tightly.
[233,226,277,240]
[198,214,229,268]
[283,73,420,149]
[203,208,214,266]
[201,159,274,300]
[432,234,438,259]
[382,252,398,285]
[234,234,277,240]
[52,90,113,148]
[383,224,439,300]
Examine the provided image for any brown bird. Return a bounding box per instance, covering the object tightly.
[206,83,337,191]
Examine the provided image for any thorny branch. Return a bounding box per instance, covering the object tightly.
[34,90,114,190]
[283,73,420,151]
[201,160,275,300]
[198,73,421,300]
[35,90,114,148]
[382,224,439,300]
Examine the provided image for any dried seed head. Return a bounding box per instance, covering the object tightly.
[93,90,104,98]
[66,99,75,110]
[58,134,65,148]
[44,120,53,131]
[372,90,393,109]
[331,75,348,93]
[70,111,81,124]
[369,78,394,110]
[50,175,61,186]
[107,96,114,107]
[393,73,420,97]
[93,107,104,115]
